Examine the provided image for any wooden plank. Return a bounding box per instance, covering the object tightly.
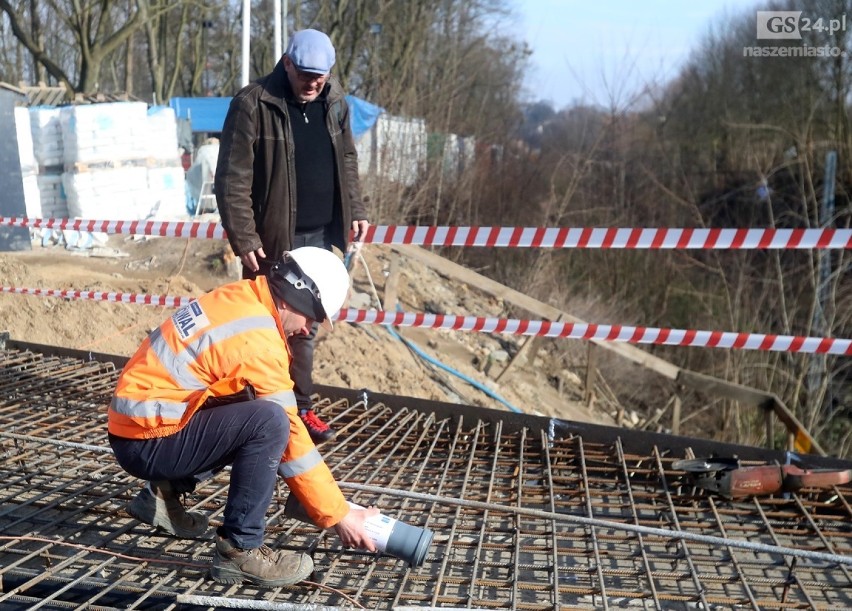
[677,369,826,456]
[765,409,774,450]
[390,244,681,380]
[676,369,775,409]
[671,390,682,436]
[493,336,533,382]
[495,313,566,383]
[383,254,401,312]
[771,397,826,456]
[584,343,598,407]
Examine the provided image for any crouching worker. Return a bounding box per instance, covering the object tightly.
[107,246,377,588]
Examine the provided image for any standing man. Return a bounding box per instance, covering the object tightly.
[215,28,369,443]
[109,247,378,588]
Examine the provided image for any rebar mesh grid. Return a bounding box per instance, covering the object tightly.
[0,343,851,610]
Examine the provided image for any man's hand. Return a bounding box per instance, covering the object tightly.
[351,219,370,243]
[240,247,266,272]
[333,505,380,552]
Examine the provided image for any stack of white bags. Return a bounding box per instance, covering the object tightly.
[23,101,187,222]
[13,107,41,219]
[27,107,66,219]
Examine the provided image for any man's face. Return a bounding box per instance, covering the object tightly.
[280,306,313,338]
[284,56,328,103]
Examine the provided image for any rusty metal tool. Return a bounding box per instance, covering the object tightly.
[672,458,852,498]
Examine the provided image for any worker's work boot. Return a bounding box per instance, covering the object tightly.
[299,408,335,443]
[211,534,314,587]
[127,480,208,539]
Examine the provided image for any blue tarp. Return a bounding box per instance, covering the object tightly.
[170,94,384,138]
[169,97,232,133]
[345,95,384,140]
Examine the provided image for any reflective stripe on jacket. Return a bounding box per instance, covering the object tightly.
[109,276,295,438]
[280,410,348,528]
[108,275,349,527]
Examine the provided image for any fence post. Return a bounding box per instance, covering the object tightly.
[765,407,774,450]
[671,388,682,436]
[584,343,598,408]
[383,254,400,312]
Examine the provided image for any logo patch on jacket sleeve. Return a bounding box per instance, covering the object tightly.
[172,301,211,340]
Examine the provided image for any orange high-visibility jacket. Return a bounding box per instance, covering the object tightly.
[108,276,348,528]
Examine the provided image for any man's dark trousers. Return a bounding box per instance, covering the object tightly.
[109,398,289,549]
[289,226,333,410]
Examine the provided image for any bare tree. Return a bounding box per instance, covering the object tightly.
[0,0,147,94]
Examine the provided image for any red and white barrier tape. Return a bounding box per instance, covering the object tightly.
[0,216,225,240]
[364,226,852,249]
[3,217,850,249]
[0,287,191,308]
[3,286,849,355]
[338,309,851,355]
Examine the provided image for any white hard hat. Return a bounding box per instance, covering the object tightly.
[268,247,350,330]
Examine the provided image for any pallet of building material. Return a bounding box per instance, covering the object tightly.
[147,165,188,220]
[62,166,151,220]
[65,158,145,173]
[28,106,64,167]
[59,101,150,168]
[145,106,183,164]
[36,173,68,218]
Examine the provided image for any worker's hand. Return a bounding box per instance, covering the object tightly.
[333,505,380,552]
[240,247,266,272]
[351,219,370,243]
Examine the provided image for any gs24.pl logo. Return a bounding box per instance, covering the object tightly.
[757,11,847,39]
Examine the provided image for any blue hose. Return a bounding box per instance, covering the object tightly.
[350,250,522,413]
[382,324,523,414]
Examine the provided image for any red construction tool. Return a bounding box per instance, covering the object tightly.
[672,458,852,498]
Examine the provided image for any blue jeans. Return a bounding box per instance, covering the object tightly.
[109,399,289,549]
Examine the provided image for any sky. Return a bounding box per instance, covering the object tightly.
[518,0,763,109]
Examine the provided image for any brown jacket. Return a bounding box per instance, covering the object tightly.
[215,59,366,261]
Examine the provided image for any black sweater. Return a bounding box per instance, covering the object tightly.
[288,98,336,232]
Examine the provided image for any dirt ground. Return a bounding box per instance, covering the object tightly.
[0,231,614,425]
